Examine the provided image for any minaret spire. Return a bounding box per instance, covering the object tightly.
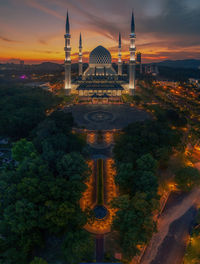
[129,11,136,94]
[64,10,71,93]
[118,32,122,76]
[131,10,135,34]
[119,32,121,48]
[79,33,83,76]
[66,11,70,34]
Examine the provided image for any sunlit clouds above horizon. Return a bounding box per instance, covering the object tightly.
[0,0,200,64]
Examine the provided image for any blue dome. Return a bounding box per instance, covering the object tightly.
[89,46,112,64]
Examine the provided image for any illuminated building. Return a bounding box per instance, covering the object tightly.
[136,52,142,74]
[64,11,71,93]
[129,11,136,95]
[118,33,122,76]
[83,45,117,77]
[64,11,136,98]
[145,64,159,76]
[79,33,83,76]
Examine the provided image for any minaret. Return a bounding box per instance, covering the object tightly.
[129,11,136,95]
[79,33,83,76]
[118,33,122,76]
[64,11,71,94]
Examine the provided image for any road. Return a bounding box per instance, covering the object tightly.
[150,206,197,264]
[140,188,200,264]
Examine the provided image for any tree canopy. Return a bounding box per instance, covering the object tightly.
[0,95,93,263]
[114,120,182,165]
[112,119,182,260]
[175,166,200,191]
[0,84,61,140]
[111,193,158,260]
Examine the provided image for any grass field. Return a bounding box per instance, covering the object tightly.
[97,159,104,205]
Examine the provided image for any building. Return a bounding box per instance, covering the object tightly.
[64,11,136,99]
[83,46,117,78]
[20,60,24,68]
[189,78,200,88]
[64,12,71,94]
[145,64,159,76]
[136,52,142,74]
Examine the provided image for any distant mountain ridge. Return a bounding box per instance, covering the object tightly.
[34,62,63,70]
[155,59,200,69]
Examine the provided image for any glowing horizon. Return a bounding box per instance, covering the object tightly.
[0,0,200,65]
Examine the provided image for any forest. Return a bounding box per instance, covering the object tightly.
[0,84,94,264]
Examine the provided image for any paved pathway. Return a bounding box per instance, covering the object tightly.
[96,234,104,262]
[72,104,150,130]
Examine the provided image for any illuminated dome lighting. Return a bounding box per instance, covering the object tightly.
[89,46,112,64]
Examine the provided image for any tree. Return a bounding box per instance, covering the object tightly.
[115,154,158,199]
[62,229,94,264]
[56,152,90,181]
[114,120,182,164]
[175,166,200,191]
[134,154,158,199]
[111,193,158,261]
[0,84,60,140]
[0,130,90,262]
[114,163,135,193]
[29,257,48,264]
[183,209,200,264]
[136,153,157,172]
[133,95,142,105]
[48,110,74,134]
[112,120,177,260]
[0,83,91,263]
[166,109,187,127]
[12,139,37,162]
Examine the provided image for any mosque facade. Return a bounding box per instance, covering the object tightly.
[64,11,136,98]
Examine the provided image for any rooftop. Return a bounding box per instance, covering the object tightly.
[77,82,124,91]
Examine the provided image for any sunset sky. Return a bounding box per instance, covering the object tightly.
[0,0,200,64]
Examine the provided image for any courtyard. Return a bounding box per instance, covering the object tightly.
[70,104,151,130]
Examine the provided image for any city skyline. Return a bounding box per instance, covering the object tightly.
[0,0,200,64]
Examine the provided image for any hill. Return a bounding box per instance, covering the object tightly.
[156,59,200,69]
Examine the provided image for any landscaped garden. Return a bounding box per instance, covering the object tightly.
[94,159,108,220]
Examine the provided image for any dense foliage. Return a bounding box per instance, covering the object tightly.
[175,166,200,192]
[0,85,61,140]
[112,119,182,261]
[158,66,200,82]
[114,120,182,165]
[97,159,104,205]
[184,210,200,264]
[29,257,48,264]
[0,86,93,264]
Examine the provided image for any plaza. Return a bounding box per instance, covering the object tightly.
[71,104,151,130]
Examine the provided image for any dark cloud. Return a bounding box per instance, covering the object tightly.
[38,39,47,45]
[0,35,21,43]
[2,0,199,62]
[60,0,200,37]
[65,0,200,54]
[139,0,200,36]
[29,0,200,54]
[33,50,60,54]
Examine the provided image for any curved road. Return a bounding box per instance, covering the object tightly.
[150,207,197,264]
[140,188,200,264]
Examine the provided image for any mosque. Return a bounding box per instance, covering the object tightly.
[64,12,136,100]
